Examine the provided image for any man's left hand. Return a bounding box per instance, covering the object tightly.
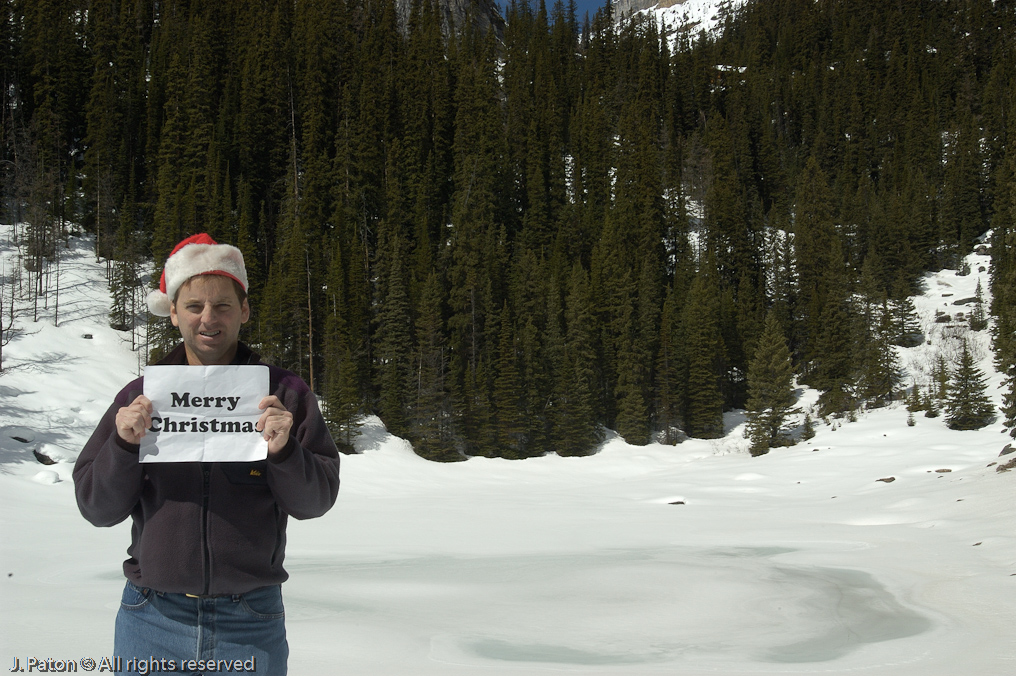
[257,396,294,456]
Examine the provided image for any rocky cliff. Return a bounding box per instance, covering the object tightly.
[395,0,506,41]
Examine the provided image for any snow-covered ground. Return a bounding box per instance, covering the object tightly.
[1,223,1013,675]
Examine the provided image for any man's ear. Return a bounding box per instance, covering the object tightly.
[169,302,180,327]
[241,298,251,324]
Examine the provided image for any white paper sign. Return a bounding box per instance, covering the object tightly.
[140,365,270,463]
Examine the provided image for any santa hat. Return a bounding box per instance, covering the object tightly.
[147,233,248,317]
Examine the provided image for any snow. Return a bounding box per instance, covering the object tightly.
[640,0,749,40]
[1,222,1014,674]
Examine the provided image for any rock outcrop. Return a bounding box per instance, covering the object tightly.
[395,0,505,41]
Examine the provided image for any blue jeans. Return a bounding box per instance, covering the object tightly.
[114,580,288,675]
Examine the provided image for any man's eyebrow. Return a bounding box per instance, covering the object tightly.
[179,296,236,304]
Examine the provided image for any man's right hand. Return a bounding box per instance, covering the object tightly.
[116,395,153,445]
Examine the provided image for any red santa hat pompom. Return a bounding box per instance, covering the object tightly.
[147,233,249,317]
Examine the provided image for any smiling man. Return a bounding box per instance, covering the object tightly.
[73,234,340,676]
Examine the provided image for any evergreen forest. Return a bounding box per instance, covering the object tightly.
[2,0,1015,460]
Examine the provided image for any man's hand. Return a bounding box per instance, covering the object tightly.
[116,395,153,445]
[257,395,294,456]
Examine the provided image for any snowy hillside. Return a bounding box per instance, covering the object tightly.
[1,221,1014,675]
[618,0,748,37]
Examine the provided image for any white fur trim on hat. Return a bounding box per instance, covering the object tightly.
[147,238,248,317]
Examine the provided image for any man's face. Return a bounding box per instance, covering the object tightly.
[170,275,250,365]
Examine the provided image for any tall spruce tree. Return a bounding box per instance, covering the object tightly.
[322,241,361,451]
[374,233,414,438]
[552,262,602,456]
[410,270,457,461]
[745,311,797,455]
[655,283,687,444]
[945,341,995,430]
[682,262,725,438]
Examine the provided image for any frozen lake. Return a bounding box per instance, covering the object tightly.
[287,547,933,668]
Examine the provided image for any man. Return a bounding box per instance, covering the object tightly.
[74,234,340,675]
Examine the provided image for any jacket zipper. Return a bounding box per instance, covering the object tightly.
[201,463,211,595]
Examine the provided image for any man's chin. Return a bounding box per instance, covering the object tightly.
[185,342,235,366]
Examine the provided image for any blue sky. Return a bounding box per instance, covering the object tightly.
[571,0,608,20]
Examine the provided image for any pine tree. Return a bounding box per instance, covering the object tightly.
[109,195,142,347]
[613,295,650,445]
[745,311,797,455]
[810,243,855,416]
[492,302,527,458]
[682,266,725,438]
[552,262,602,456]
[945,341,995,430]
[794,155,840,366]
[854,303,901,407]
[655,284,686,443]
[801,413,816,440]
[930,353,951,403]
[888,278,923,347]
[969,278,988,331]
[1002,366,1016,443]
[410,270,457,461]
[322,241,361,452]
[375,233,414,438]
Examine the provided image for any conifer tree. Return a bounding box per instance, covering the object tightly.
[493,302,527,458]
[322,241,361,451]
[552,262,602,456]
[109,194,142,347]
[682,264,725,438]
[745,311,797,455]
[410,270,457,461]
[969,279,988,331]
[930,353,951,403]
[613,295,650,445]
[992,160,1016,443]
[259,219,310,377]
[854,304,901,407]
[655,283,686,443]
[793,155,839,365]
[945,341,995,430]
[1002,368,1016,444]
[888,278,922,347]
[375,233,414,438]
[941,114,986,257]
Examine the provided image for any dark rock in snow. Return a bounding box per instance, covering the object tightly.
[33,449,57,465]
[876,477,896,483]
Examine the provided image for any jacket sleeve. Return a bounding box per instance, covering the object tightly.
[73,384,146,527]
[265,373,341,520]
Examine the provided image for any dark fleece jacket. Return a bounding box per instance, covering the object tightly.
[73,343,341,595]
